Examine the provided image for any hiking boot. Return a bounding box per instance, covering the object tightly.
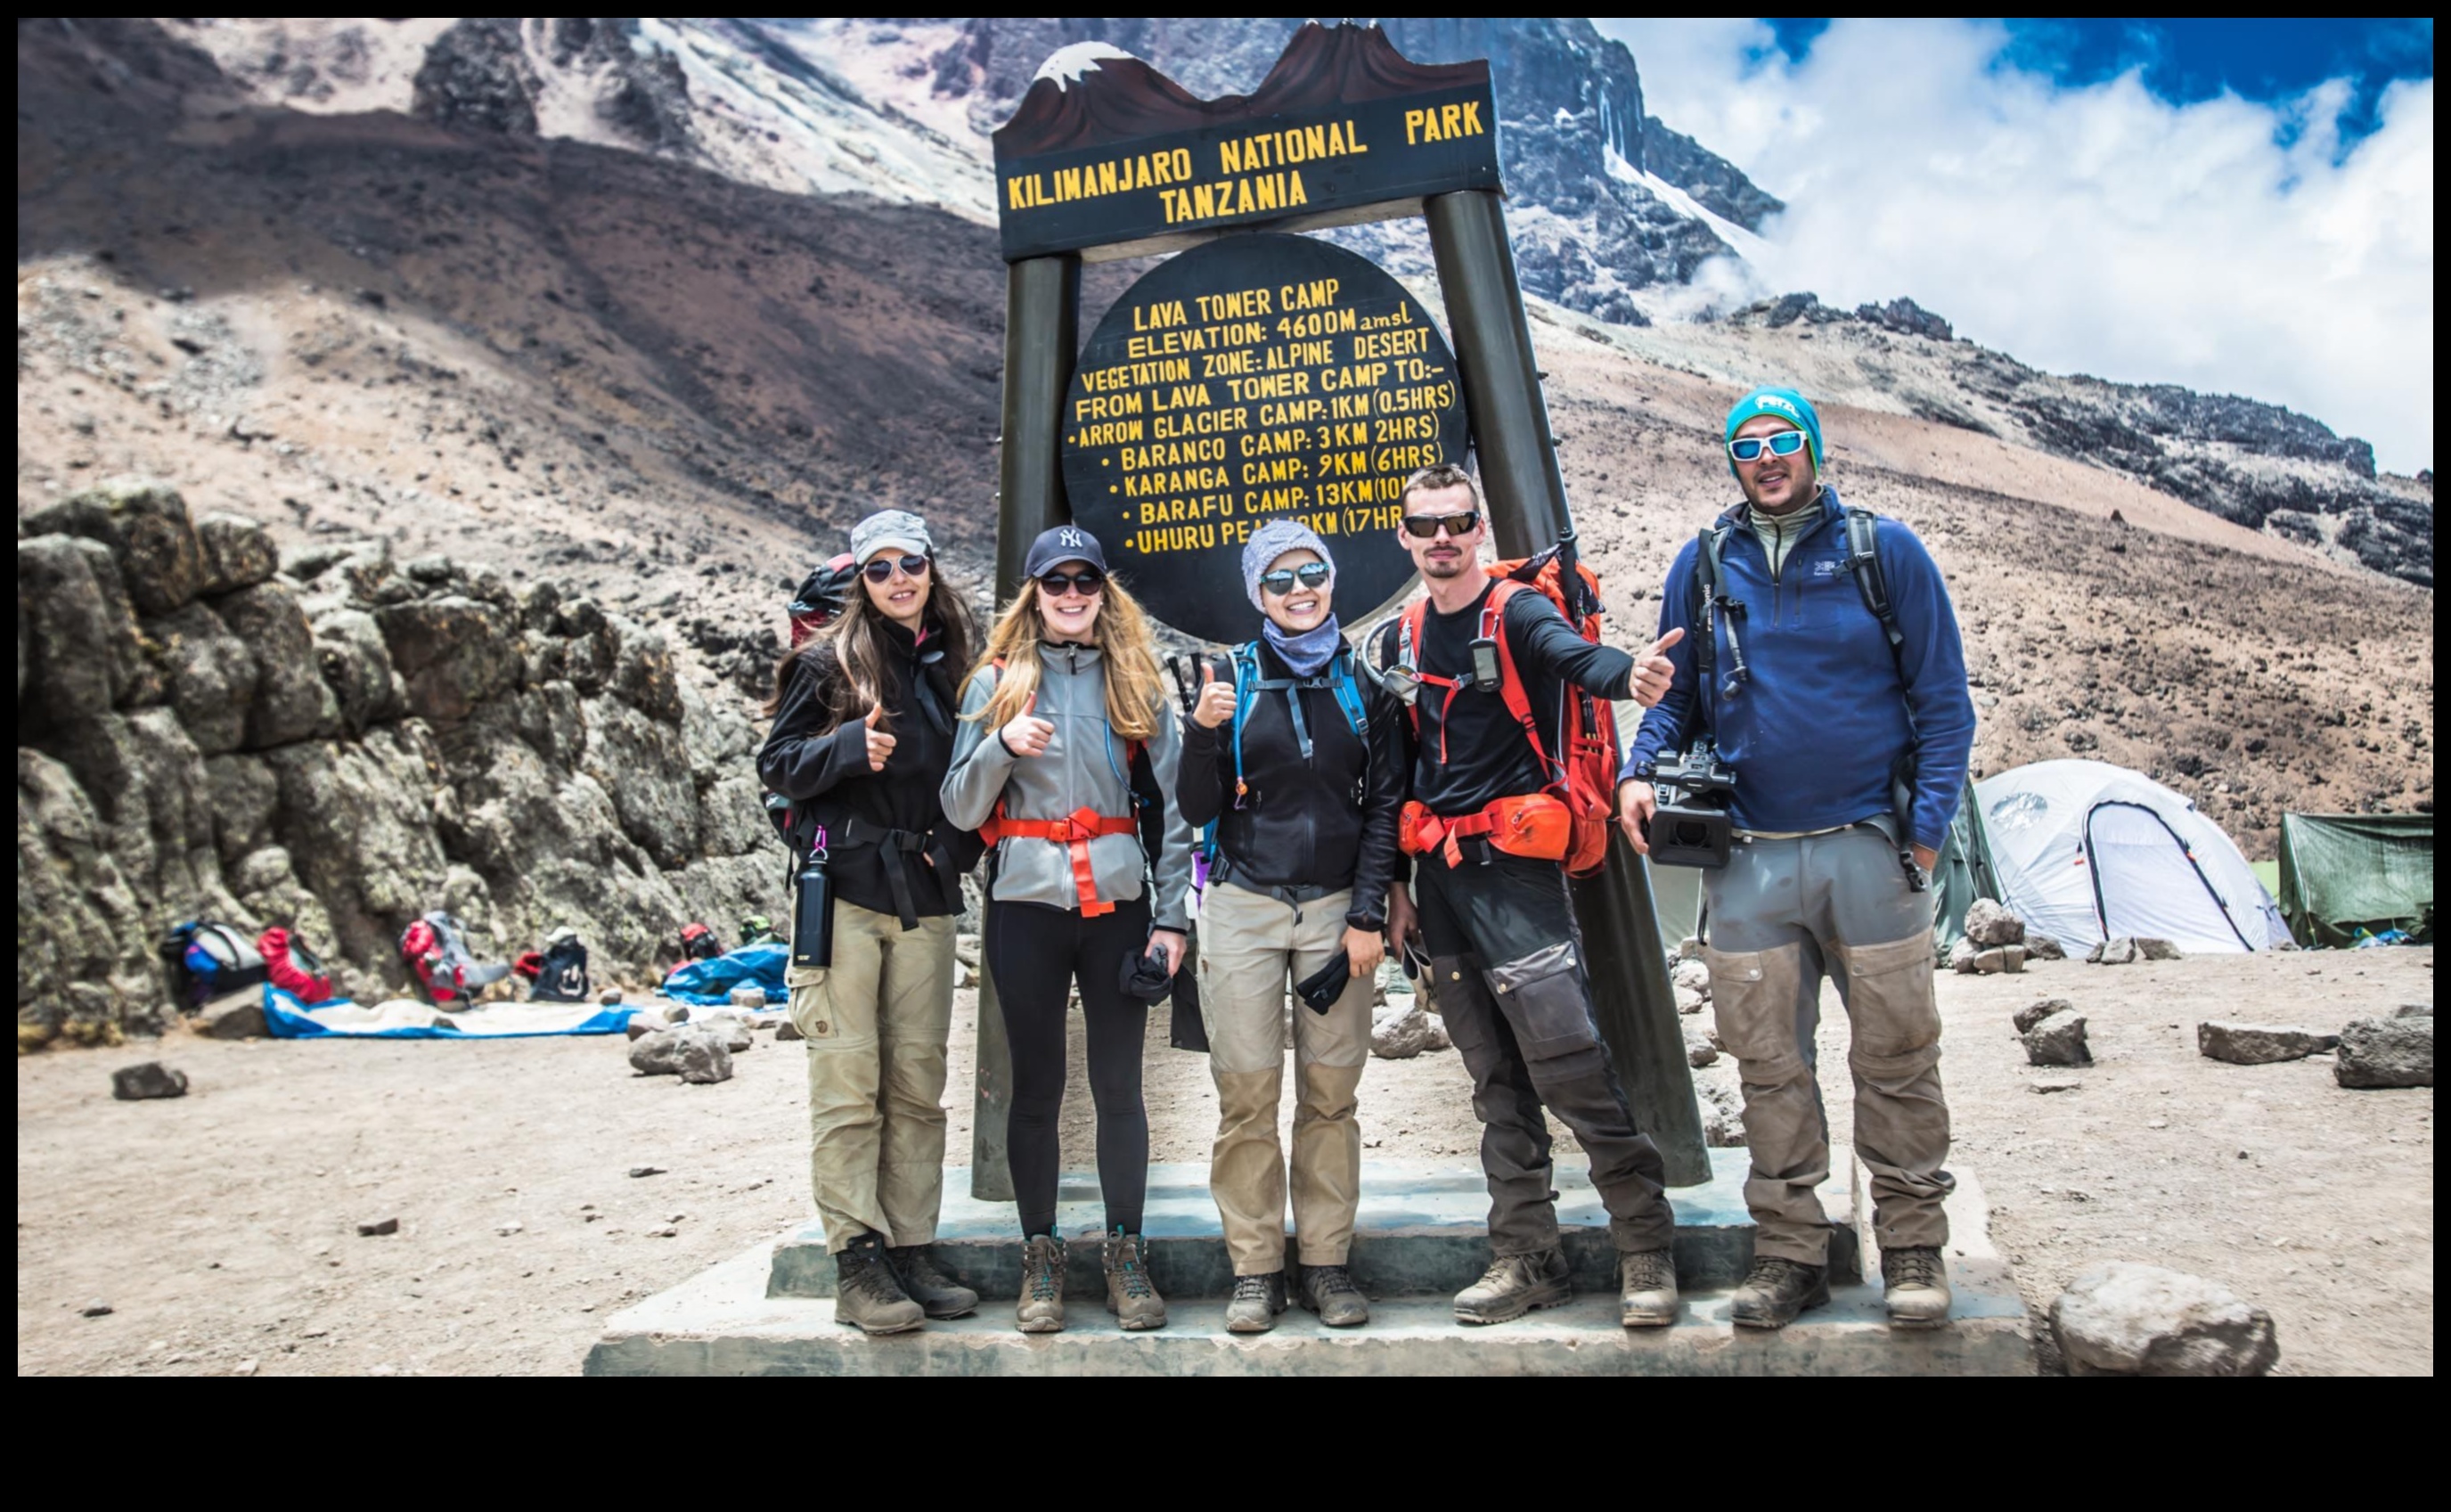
[1015,1234,1066,1335]
[1881,1246,1952,1329]
[1452,1248,1571,1325]
[1101,1230,1167,1331]
[1225,1271,1287,1334]
[887,1245,979,1320]
[1617,1247,1679,1328]
[1729,1255,1830,1330]
[1295,1263,1370,1328]
[832,1232,924,1335]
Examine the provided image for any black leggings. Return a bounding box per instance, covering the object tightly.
[984,896,1152,1238]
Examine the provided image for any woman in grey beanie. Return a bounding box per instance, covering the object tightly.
[1174,523,1407,1334]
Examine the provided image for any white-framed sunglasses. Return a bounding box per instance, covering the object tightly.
[1727,429,1810,463]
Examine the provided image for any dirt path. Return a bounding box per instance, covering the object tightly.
[16,949,2431,1376]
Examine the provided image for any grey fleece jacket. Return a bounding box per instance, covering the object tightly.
[939,642,1194,930]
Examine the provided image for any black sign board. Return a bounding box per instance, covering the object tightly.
[993,23,1499,262]
[1060,233,1467,646]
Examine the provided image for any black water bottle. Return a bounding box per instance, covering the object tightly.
[791,838,834,969]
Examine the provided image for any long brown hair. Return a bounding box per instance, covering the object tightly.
[970,574,1166,741]
[764,557,979,733]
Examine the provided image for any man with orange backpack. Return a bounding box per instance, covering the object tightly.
[1377,462,1685,1328]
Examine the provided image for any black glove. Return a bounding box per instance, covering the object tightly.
[1119,943,1175,1006]
[1293,951,1352,1016]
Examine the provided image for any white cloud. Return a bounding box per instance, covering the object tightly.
[1597,19,2436,474]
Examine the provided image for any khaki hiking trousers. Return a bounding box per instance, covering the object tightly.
[1196,880,1374,1275]
[1703,825,1954,1266]
[786,897,959,1254]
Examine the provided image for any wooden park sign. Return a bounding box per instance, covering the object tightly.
[975,22,1707,1197]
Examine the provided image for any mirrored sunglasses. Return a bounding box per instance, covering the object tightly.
[1259,562,1333,595]
[862,553,931,583]
[1726,429,1810,463]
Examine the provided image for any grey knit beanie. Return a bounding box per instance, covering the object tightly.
[1241,519,1335,608]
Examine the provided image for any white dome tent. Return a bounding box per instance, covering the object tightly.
[1973,760,2290,955]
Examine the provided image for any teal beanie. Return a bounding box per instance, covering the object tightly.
[1724,386,1823,479]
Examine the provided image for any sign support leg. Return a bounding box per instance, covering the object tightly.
[1425,189,1712,1186]
[971,251,1082,1205]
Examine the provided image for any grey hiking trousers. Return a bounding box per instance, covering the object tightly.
[1703,824,1953,1265]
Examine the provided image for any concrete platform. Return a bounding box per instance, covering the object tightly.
[766,1148,1856,1302]
[588,1153,2034,1376]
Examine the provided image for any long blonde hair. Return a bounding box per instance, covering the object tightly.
[971,575,1167,741]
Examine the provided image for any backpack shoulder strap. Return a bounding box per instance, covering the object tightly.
[1479,582,1555,782]
[1327,644,1368,738]
[1688,523,1731,701]
[1229,642,1259,799]
[1842,506,1905,655]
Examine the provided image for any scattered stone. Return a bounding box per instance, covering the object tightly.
[2334,1014,2433,1089]
[1946,936,1981,972]
[696,1015,754,1052]
[2022,1009,2091,1067]
[628,1165,666,1179]
[81,1300,115,1318]
[2030,1079,2081,1094]
[1674,985,1706,1015]
[626,1026,734,1083]
[2014,998,2073,1034]
[1694,1074,1746,1148]
[2395,1002,2431,1018]
[646,1224,680,1238]
[775,1018,805,1042]
[111,1061,190,1100]
[1671,958,1712,999]
[1371,1005,1434,1060]
[1683,1029,1719,1068]
[623,1017,659,1042]
[2197,1021,2339,1065]
[1957,945,2025,975]
[2050,1261,2279,1377]
[2025,934,2067,961]
[496,1221,523,1237]
[726,985,767,1009]
[1962,898,2027,948]
[1422,1013,1450,1052]
[1677,936,1704,963]
[2087,936,2137,966]
[599,988,623,1006]
[356,1217,400,1237]
[192,992,268,1040]
[2136,938,2183,961]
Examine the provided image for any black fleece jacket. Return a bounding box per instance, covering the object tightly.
[756,617,981,923]
[1177,640,1406,930]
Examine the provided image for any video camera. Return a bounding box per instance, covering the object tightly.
[1645,740,1737,869]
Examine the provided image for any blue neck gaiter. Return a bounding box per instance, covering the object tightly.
[1263,616,1344,677]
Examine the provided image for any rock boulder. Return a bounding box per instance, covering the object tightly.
[194,512,277,595]
[2334,1014,2433,1089]
[1962,898,2026,948]
[628,1025,734,1084]
[2051,1262,2278,1377]
[2022,1009,2091,1067]
[2013,998,2072,1034]
[2197,1021,2338,1065]
[111,1060,191,1100]
[24,478,204,615]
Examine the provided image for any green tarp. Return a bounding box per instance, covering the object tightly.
[2276,813,2434,949]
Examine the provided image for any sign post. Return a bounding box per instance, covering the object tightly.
[984,23,1707,1187]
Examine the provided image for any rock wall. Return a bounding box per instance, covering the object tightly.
[17,479,782,1042]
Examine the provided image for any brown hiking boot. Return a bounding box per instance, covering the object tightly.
[1225,1271,1287,1334]
[1101,1230,1167,1330]
[887,1245,979,1320]
[832,1232,924,1335]
[1729,1255,1830,1330]
[1015,1234,1066,1335]
[1618,1247,1680,1328]
[1295,1263,1370,1328]
[1453,1248,1572,1325]
[1881,1246,1952,1329]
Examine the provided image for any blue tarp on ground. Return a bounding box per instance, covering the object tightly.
[262,985,637,1040]
[659,942,789,1008]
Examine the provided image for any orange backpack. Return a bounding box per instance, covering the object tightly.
[1397,542,1621,878]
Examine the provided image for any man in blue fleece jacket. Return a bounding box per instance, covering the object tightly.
[1617,387,1976,1333]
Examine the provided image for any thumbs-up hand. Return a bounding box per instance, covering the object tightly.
[862,704,897,771]
[1191,659,1237,730]
[1631,625,1685,708]
[999,693,1056,758]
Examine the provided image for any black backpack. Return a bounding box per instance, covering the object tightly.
[530,934,592,1003]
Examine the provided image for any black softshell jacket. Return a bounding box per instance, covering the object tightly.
[1176,641,1407,930]
[757,617,982,924]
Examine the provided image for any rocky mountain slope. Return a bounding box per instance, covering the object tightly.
[16,19,2433,1039]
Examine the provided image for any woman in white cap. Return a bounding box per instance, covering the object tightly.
[940,525,1195,1336]
[759,508,984,1336]
[1177,519,1405,1333]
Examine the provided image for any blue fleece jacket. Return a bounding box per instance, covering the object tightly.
[1623,486,1975,853]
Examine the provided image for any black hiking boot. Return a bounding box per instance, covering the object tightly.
[887,1245,980,1320]
[1295,1263,1370,1328]
[1225,1271,1287,1334]
[833,1232,924,1335]
[1729,1255,1831,1330]
[1453,1248,1572,1325]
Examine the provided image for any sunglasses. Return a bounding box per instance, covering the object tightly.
[1036,569,1106,598]
[1401,511,1482,539]
[1259,562,1333,595]
[862,553,930,583]
[1726,429,1810,463]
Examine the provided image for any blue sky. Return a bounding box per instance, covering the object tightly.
[1601,19,2435,470]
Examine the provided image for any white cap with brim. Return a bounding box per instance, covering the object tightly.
[849,509,934,565]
